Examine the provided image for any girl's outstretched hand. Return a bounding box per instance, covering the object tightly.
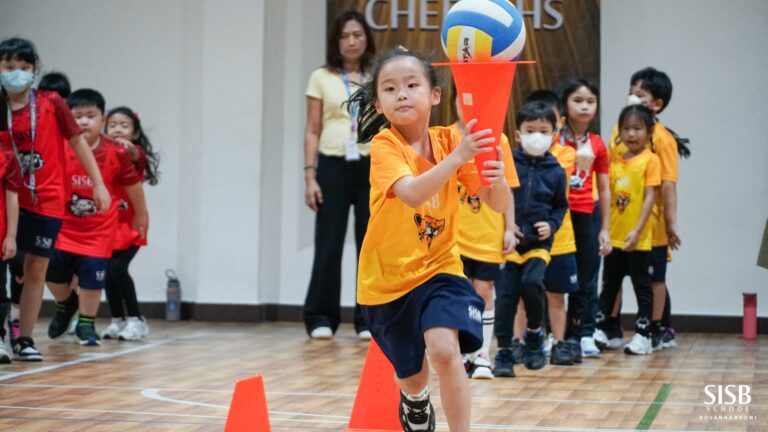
[454,119,495,162]
[481,145,507,187]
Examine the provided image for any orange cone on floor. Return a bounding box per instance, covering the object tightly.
[449,61,523,186]
[346,340,401,431]
[225,374,271,432]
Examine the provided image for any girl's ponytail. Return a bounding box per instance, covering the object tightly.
[347,81,389,144]
[665,126,691,158]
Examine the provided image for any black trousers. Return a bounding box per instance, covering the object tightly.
[303,154,370,335]
[566,207,601,340]
[106,246,141,318]
[494,258,546,347]
[598,250,653,336]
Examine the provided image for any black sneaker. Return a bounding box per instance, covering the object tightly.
[398,391,435,432]
[550,341,575,365]
[523,330,546,370]
[74,322,101,346]
[493,348,515,377]
[510,338,524,364]
[13,337,42,361]
[48,293,79,339]
[565,339,582,363]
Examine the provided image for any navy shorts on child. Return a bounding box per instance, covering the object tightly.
[362,274,484,379]
[17,209,63,258]
[46,249,108,290]
[544,254,579,293]
[460,255,501,282]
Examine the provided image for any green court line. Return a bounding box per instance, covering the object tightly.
[636,383,672,430]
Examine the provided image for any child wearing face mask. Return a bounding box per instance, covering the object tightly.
[494,101,568,372]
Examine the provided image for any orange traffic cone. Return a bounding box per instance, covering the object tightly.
[447,61,532,185]
[224,374,271,432]
[346,340,401,431]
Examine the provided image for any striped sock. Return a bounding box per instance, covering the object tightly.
[78,315,96,326]
[481,309,495,357]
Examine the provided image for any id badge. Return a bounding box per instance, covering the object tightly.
[344,138,361,161]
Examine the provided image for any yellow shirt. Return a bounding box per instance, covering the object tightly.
[549,144,576,256]
[610,121,678,247]
[305,67,370,157]
[357,126,484,305]
[454,124,520,264]
[609,148,661,251]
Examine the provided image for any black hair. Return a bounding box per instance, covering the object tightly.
[630,67,672,113]
[630,67,690,157]
[106,106,161,186]
[0,37,40,131]
[38,71,71,99]
[348,48,439,144]
[524,89,561,116]
[617,104,655,148]
[326,10,376,74]
[515,101,557,130]
[67,88,105,114]
[558,77,599,127]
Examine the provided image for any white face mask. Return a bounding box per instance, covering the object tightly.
[626,94,643,106]
[520,132,552,157]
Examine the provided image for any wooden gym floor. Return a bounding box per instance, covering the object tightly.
[0,320,765,431]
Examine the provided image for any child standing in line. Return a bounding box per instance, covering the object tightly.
[0,38,110,361]
[351,48,511,432]
[100,107,159,341]
[45,89,147,346]
[452,87,519,380]
[494,101,568,373]
[0,149,21,363]
[598,104,660,355]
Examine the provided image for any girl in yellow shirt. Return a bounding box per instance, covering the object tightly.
[350,48,512,432]
[596,104,660,356]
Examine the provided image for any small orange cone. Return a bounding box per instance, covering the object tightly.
[346,340,401,431]
[449,61,527,186]
[224,374,271,432]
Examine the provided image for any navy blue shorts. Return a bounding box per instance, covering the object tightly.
[46,249,108,290]
[544,253,579,293]
[361,274,485,379]
[460,255,501,282]
[17,209,62,258]
[650,246,668,283]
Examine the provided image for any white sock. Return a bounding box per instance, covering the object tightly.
[405,386,429,402]
[480,309,495,358]
[10,306,19,321]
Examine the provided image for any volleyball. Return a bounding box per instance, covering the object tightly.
[441,0,526,62]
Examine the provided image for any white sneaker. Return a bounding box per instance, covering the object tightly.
[68,315,79,335]
[580,336,602,358]
[310,326,333,339]
[0,342,10,364]
[624,333,653,355]
[138,317,149,337]
[357,330,372,340]
[101,318,126,339]
[542,333,554,356]
[593,329,623,350]
[470,353,494,379]
[117,317,144,341]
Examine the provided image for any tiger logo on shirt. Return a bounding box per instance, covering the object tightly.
[616,191,631,214]
[16,151,44,176]
[458,185,482,213]
[68,193,98,217]
[414,214,445,249]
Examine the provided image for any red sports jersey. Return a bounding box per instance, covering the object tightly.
[0,90,81,219]
[55,136,142,258]
[113,144,148,250]
[554,131,608,214]
[0,150,23,239]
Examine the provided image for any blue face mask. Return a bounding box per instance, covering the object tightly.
[0,70,35,93]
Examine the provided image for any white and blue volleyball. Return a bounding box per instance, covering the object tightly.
[441,0,526,62]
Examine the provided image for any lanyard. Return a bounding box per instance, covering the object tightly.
[341,67,364,134]
[7,90,37,204]
[560,124,589,147]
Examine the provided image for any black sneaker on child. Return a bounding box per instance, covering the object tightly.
[565,338,582,363]
[399,391,435,432]
[74,321,101,346]
[13,336,42,361]
[48,293,79,339]
[524,329,546,370]
[493,348,515,377]
[510,338,524,364]
[550,341,575,365]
